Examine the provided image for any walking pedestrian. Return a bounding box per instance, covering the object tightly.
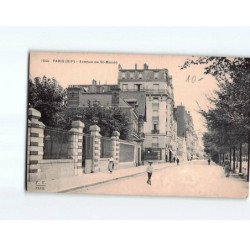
[176,158,180,166]
[146,161,153,185]
[108,157,114,173]
[224,157,231,177]
[173,157,176,163]
[208,158,211,165]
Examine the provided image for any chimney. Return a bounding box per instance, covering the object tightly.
[92,79,97,85]
[143,63,148,70]
[111,85,120,106]
[135,64,137,70]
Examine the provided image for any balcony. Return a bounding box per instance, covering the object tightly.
[145,89,170,95]
[121,88,170,96]
[151,130,159,134]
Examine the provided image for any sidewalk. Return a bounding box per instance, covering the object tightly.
[27,162,172,193]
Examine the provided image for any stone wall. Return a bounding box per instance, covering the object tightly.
[27,107,141,181]
[26,107,85,183]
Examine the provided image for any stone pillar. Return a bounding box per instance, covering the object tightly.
[68,120,85,175]
[27,108,45,182]
[89,125,101,173]
[111,131,120,169]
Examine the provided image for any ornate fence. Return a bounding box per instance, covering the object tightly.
[44,127,70,159]
[26,108,85,183]
[27,107,141,184]
[100,137,112,158]
[143,147,163,161]
[83,134,93,160]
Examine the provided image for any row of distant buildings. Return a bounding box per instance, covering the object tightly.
[67,63,203,163]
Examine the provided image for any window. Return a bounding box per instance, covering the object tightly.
[152,121,159,134]
[152,116,159,122]
[154,72,158,79]
[130,72,134,79]
[139,73,142,79]
[135,84,141,91]
[122,84,128,90]
[152,103,159,111]
[122,72,126,79]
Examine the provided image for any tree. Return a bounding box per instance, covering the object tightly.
[181,56,250,179]
[58,101,131,140]
[28,76,66,127]
[28,77,132,140]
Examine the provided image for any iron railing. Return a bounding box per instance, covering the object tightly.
[84,134,93,160]
[43,127,70,159]
[151,130,159,134]
[121,88,170,95]
[100,137,112,158]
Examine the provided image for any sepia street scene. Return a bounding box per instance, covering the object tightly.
[26,52,249,198]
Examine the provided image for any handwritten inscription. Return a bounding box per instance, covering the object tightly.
[186,75,203,83]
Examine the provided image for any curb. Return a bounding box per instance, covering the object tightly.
[59,165,170,193]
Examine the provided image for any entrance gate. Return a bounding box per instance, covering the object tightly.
[82,134,93,170]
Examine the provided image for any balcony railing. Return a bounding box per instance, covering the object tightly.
[121,88,170,95]
[151,130,159,134]
[145,89,169,95]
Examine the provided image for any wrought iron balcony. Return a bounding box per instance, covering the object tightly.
[121,88,170,96]
[151,130,159,134]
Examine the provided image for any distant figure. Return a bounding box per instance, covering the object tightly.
[173,157,176,163]
[146,161,153,185]
[208,158,211,165]
[108,157,114,173]
[224,157,231,177]
[176,158,180,165]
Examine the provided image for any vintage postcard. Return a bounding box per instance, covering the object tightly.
[26,51,249,198]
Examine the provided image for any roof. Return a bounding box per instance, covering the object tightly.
[120,91,146,117]
[118,97,131,108]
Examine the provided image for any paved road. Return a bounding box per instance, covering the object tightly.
[71,160,248,198]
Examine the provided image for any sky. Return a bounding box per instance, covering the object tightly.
[29,51,218,134]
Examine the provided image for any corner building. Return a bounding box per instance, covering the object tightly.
[118,63,175,162]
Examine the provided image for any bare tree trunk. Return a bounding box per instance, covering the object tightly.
[247,133,250,182]
[233,146,236,172]
[239,143,242,174]
[230,148,232,169]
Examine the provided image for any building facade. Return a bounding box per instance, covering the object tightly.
[66,66,198,164]
[118,63,175,162]
[176,105,198,161]
[67,80,142,142]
